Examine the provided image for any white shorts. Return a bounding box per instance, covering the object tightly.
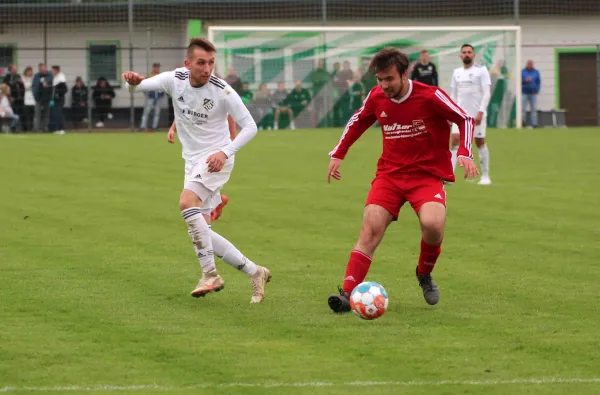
[451,119,486,138]
[183,155,234,215]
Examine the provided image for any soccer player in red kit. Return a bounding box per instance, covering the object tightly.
[327,48,479,312]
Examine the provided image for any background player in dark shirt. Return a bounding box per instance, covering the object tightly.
[410,49,438,87]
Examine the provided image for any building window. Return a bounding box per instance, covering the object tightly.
[0,45,16,70]
[88,41,121,85]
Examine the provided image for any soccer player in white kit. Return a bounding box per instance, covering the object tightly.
[450,44,492,185]
[122,38,271,303]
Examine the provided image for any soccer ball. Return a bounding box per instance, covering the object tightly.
[350,282,389,320]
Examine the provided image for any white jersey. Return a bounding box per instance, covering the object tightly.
[450,64,492,117]
[129,67,256,162]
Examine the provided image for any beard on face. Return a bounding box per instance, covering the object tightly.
[462,57,473,65]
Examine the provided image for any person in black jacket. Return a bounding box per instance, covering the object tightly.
[49,65,68,134]
[71,77,88,129]
[410,50,438,87]
[92,77,115,128]
[32,63,53,132]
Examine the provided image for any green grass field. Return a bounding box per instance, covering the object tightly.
[1,127,600,395]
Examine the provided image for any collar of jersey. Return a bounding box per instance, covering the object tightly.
[390,79,413,104]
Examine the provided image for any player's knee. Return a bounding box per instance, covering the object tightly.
[419,205,445,238]
[358,224,385,250]
[179,191,201,211]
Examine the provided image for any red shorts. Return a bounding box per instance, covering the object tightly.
[365,173,447,220]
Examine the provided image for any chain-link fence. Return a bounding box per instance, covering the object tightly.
[1,0,599,132]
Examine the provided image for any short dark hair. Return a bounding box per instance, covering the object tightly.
[52,65,60,71]
[187,38,216,59]
[420,49,428,54]
[461,44,474,51]
[369,48,409,75]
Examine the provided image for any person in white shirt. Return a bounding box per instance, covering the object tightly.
[450,44,492,185]
[122,38,271,303]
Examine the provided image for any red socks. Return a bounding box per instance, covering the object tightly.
[342,250,372,294]
[417,238,441,276]
[341,240,440,293]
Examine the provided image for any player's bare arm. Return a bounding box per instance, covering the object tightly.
[168,121,176,144]
[227,115,237,140]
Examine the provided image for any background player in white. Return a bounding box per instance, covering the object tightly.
[122,38,271,303]
[450,44,492,185]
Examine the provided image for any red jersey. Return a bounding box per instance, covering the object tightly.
[329,80,474,183]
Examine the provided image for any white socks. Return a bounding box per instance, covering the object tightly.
[211,230,259,276]
[182,208,216,274]
[450,147,458,171]
[478,144,490,178]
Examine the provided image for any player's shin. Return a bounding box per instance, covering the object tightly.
[342,250,373,294]
[418,238,442,276]
[478,144,490,178]
[417,203,445,276]
[210,230,258,276]
[182,208,217,274]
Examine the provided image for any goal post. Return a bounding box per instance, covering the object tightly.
[208,25,522,129]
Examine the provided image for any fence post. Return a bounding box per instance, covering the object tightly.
[513,0,520,25]
[43,22,48,65]
[128,0,135,132]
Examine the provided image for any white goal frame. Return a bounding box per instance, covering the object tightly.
[208,25,523,129]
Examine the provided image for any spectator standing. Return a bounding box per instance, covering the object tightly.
[140,62,165,132]
[50,65,67,135]
[521,59,541,128]
[32,63,53,132]
[21,67,35,132]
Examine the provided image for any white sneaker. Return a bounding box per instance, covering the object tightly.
[191,270,225,298]
[107,112,114,120]
[478,176,492,185]
[53,130,66,135]
[250,266,272,304]
[95,121,104,128]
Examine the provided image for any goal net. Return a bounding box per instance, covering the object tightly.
[209,26,522,130]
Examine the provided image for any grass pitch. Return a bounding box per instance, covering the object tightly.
[1,127,600,394]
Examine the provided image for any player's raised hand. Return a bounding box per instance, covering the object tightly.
[206,151,227,173]
[122,71,144,86]
[458,157,479,180]
[327,158,342,183]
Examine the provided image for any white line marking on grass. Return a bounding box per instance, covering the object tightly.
[2,378,600,392]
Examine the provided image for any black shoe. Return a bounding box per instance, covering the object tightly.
[328,286,351,313]
[416,266,440,305]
